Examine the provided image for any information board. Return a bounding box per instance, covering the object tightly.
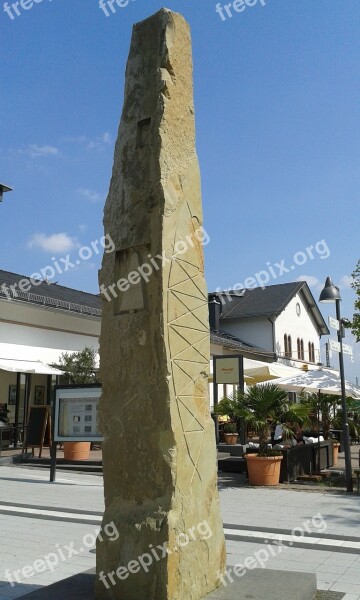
[54,386,102,442]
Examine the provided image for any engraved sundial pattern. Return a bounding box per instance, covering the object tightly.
[167,202,209,484]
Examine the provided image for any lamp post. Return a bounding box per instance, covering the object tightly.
[319,276,353,492]
[0,183,13,202]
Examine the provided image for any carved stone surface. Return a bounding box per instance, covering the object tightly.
[96,8,226,600]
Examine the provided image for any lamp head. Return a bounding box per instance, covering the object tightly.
[319,276,341,303]
[0,183,13,202]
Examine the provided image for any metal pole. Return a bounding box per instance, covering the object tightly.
[238,356,246,445]
[336,299,353,492]
[317,389,321,473]
[213,358,219,444]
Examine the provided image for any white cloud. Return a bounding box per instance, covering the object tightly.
[19,144,59,158]
[77,188,103,203]
[102,132,112,145]
[28,233,79,253]
[296,275,322,291]
[62,132,112,151]
[339,275,353,289]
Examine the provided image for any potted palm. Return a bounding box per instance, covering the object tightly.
[215,384,309,486]
[223,422,238,445]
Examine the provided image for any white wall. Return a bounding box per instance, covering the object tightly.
[219,317,274,352]
[0,298,100,364]
[275,292,321,364]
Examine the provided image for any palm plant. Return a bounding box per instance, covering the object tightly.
[215,384,310,455]
[333,407,360,439]
[306,393,337,440]
[305,393,360,440]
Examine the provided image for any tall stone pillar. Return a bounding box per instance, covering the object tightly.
[96,8,226,600]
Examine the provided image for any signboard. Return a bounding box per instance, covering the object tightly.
[328,316,339,331]
[214,357,241,384]
[329,339,341,353]
[342,343,353,356]
[54,386,102,442]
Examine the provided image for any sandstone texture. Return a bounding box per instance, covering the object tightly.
[96,9,226,599]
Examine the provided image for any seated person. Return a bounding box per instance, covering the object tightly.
[273,422,283,445]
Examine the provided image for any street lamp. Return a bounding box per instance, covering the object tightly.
[319,276,353,492]
[0,183,13,202]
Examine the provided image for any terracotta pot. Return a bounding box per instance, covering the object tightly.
[333,442,340,465]
[245,454,283,486]
[224,433,238,446]
[63,442,91,461]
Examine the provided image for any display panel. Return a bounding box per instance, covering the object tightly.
[54,387,103,442]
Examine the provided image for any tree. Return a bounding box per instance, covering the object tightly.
[55,347,100,385]
[348,260,360,341]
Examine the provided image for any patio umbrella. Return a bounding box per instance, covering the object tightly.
[244,359,303,383]
[258,368,360,472]
[257,368,360,398]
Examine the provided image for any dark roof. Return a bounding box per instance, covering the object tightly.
[0,270,101,317]
[209,282,329,335]
[210,328,276,359]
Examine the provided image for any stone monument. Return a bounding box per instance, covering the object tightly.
[96,8,226,600]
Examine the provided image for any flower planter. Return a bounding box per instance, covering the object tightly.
[224,433,238,446]
[63,442,91,461]
[333,442,340,465]
[245,454,283,486]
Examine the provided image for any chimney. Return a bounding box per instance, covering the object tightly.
[208,295,221,330]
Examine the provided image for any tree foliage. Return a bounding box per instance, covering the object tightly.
[55,347,100,385]
[349,259,360,342]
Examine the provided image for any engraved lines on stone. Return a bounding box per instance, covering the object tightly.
[168,243,209,484]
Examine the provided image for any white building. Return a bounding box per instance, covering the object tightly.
[0,270,101,441]
[210,281,329,369]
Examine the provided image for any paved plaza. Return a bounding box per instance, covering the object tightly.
[0,465,359,600]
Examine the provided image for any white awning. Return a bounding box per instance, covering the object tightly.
[243,359,303,383]
[0,358,63,375]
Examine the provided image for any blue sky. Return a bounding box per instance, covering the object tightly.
[1,0,359,380]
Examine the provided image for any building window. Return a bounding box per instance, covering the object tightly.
[284,334,292,358]
[308,342,315,363]
[288,335,292,357]
[297,338,304,360]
